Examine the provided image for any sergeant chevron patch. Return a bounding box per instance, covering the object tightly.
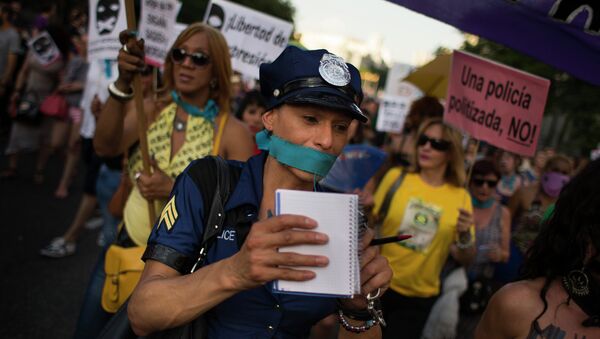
[159,196,178,231]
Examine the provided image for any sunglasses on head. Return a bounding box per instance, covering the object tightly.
[472,178,499,188]
[170,48,210,67]
[417,134,451,151]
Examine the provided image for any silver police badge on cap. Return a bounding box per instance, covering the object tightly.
[319,53,351,87]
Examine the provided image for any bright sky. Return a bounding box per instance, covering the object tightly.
[291,0,465,66]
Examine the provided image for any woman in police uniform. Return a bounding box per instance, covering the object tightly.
[128,46,393,338]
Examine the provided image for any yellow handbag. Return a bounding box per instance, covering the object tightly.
[101,244,146,313]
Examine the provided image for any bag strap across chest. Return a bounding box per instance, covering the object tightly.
[187,156,242,272]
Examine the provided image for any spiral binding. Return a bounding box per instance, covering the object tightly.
[348,196,362,295]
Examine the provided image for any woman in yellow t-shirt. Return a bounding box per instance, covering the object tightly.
[372,118,475,338]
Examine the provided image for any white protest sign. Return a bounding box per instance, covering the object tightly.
[139,0,181,66]
[80,59,119,139]
[385,63,413,95]
[28,31,61,66]
[88,0,127,62]
[204,0,293,79]
[376,95,412,133]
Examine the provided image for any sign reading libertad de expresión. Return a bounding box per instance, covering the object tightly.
[204,0,293,79]
[444,50,550,157]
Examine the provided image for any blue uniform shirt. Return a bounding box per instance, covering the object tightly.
[146,152,337,338]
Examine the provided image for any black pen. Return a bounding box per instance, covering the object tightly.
[369,234,412,246]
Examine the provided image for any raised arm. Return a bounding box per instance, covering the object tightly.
[94,31,147,157]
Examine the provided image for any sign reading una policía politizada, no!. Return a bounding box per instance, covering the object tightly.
[138,0,181,67]
[444,50,550,157]
[88,0,127,61]
[204,0,293,79]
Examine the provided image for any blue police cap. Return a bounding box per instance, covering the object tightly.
[259,46,368,123]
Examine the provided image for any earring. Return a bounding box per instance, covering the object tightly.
[562,267,590,297]
[209,79,217,89]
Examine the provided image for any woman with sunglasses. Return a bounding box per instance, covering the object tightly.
[94,23,254,249]
[456,159,510,337]
[476,158,600,339]
[371,118,475,338]
[494,155,573,283]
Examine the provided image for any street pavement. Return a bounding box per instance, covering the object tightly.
[1,138,102,339]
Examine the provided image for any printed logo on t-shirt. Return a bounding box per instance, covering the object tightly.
[396,197,441,253]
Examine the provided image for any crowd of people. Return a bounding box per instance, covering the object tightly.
[1,3,598,339]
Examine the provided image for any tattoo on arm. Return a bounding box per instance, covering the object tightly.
[527,323,586,339]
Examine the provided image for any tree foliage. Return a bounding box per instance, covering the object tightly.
[461,37,600,156]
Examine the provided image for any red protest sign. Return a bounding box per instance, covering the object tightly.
[444,50,550,157]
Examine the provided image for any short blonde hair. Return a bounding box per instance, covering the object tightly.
[411,118,466,187]
[161,23,232,114]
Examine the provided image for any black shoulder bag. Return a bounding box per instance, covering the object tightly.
[98,156,242,339]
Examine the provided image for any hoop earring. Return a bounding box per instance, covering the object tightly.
[562,267,590,297]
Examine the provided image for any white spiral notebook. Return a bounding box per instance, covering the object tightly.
[273,189,361,298]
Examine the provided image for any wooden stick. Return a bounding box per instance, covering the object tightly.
[124,0,156,224]
[465,139,481,186]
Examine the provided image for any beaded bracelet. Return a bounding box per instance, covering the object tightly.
[337,309,378,333]
[456,232,474,249]
[335,301,372,321]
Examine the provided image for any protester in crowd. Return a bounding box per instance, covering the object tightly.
[53,32,89,198]
[387,96,444,168]
[494,155,574,281]
[235,89,266,153]
[67,7,87,37]
[229,72,245,114]
[1,25,68,182]
[94,23,254,250]
[0,4,21,134]
[370,117,475,338]
[71,70,156,338]
[39,57,127,258]
[495,151,524,205]
[520,149,550,186]
[127,45,392,338]
[31,3,54,35]
[358,96,444,207]
[456,159,511,338]
[475,158,600,339]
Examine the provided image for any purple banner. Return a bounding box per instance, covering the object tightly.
[389,0,600,85]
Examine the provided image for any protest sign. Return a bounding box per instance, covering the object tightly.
[385,63,417,96]
[28,31,61,66]
[139,0,181,66]
[444,50,550,157]
[88,0,128,61]
[376,95,412,133]
[204,0,293,79]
